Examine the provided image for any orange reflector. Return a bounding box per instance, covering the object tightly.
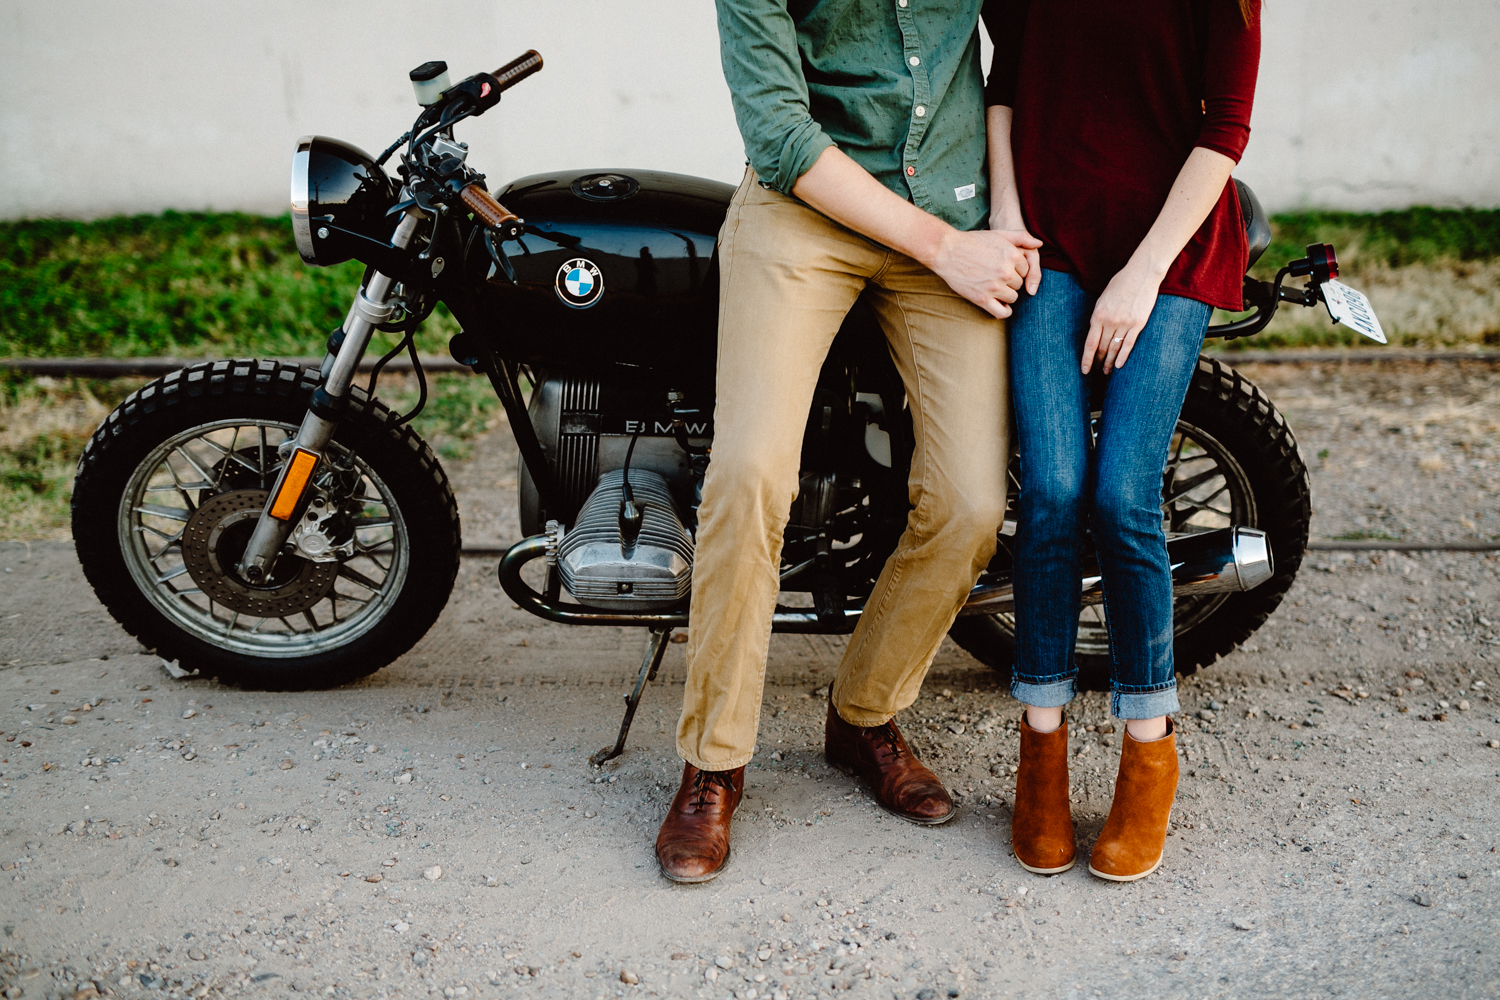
[269,448,319,520]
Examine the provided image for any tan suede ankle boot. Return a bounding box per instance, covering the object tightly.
[1010,712,1075,874]
[1089,719,1179,882]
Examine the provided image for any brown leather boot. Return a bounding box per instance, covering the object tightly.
[825,692,954,825]
[655,762,745,883]
[1011,712,1076,874]
[1089,719,1178,882]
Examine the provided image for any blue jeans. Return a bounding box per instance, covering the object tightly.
[1008,269,1210,720]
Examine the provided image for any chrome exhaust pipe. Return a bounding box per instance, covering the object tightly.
[957,526,1273,616]
[501,526,1274,628]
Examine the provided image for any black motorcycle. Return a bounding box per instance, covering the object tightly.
[72,53,1382,761]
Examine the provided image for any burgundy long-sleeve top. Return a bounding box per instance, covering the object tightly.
[984,1,1261,311]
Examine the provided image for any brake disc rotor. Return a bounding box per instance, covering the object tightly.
[180,489,338,618]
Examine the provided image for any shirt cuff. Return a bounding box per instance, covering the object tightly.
[766,121,836,195]
[1195,129,1249,164]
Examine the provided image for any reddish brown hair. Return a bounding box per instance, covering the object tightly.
[1237,0,1257,25]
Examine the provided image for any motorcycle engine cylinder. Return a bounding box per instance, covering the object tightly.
[556,469,693,610]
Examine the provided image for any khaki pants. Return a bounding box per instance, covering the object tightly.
[677,169,1010,770]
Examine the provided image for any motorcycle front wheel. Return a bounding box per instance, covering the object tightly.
[72,359,460,689]
[949,355,1311,690]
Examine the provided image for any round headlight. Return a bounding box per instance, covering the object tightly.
[289,136,397,267]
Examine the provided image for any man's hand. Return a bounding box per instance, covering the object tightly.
[792,146,1038,318]
[925,227,1042,319]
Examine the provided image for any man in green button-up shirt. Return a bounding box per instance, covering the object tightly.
[656,0,1041,883]
[721,0,994,232]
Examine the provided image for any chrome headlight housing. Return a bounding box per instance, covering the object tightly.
[289,136,397,267]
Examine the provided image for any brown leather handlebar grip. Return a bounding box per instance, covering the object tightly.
[461,183,521,230]
[491,50,543,93]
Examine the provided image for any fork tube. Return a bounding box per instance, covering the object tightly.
[237,209,423,583]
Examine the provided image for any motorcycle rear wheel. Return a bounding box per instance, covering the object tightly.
[72,359,460,689]
[948,355,1310,690]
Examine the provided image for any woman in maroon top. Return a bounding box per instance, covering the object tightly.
[982,0,1261,881]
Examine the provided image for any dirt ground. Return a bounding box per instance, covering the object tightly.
[1,361,1498,1000]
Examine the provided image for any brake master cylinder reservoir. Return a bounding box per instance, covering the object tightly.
[409,61,451,106]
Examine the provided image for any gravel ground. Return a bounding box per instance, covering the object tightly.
[1,360,1498,1000]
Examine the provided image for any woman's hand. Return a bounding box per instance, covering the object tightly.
[1081,147,1239,375]
[989,216,1043,297]
[1081,260,1165,375]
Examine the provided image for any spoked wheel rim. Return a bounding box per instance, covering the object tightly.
[995,417,1256,658]
[117,418,409,658]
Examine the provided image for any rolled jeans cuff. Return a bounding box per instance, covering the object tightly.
[1010,676,1076,709]
[1111,685,1180,721]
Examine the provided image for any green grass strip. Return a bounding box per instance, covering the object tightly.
[4,207,1499,360]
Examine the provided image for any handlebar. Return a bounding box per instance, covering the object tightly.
[460,183,524,239]
[491,50,543,93]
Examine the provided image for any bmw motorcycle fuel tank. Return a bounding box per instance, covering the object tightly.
[466,169,733,378]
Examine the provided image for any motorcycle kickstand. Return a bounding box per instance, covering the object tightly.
[590,627,673,767]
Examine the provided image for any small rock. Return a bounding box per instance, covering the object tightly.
[394,773,412,784]
[279,760,294,770]
[715,955,733,969]
[423,865,442,881]
[1413,893,1433,907]
[1196,709,1216,722]
[757,948,772,961]
[61,716,78,725]
[1230,918,1254,931]
[182,709,197,720]
[619,970,639,985]
[1096,724,1115,735]
[1208,699,1224,711]
[188,946,208,960]
[704,968,719,983]
[770,751,783,762]
[917,990,937,1000]
[947,723,965,735]
[1488,740,1500,749]
[392,921,409,933]
[365,874,383,883]
[1172,952,1187,961]
[1458,700,1471,711]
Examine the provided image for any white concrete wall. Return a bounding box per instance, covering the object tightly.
[2,0,1497,221]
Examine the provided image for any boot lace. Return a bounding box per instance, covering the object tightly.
[690,769,736,809]
[871,721,905,760]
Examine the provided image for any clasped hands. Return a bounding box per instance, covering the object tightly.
[928,226,1041,320]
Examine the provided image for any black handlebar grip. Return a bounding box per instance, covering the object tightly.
[491,50,543,93]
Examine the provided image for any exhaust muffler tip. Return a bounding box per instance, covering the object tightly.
[1230,526,1274,591]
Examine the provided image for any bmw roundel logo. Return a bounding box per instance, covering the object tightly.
[555,258,604,309]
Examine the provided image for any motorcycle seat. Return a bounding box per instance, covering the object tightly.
[1235,178,1272,272]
